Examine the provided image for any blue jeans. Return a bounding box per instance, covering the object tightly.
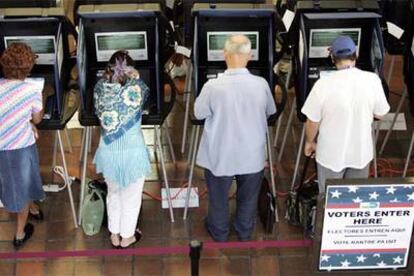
[205,169,264,242]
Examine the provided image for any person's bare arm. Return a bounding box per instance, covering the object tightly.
[304,119,320,157]
[32,111,43,125]
[305,119,319,143]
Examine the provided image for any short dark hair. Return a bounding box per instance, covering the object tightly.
[332,52,357,64]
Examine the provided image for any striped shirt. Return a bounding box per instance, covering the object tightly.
[0,78,44,151]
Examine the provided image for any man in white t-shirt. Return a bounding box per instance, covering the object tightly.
[301,35,390,192]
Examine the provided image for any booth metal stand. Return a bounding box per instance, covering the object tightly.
[180,63,193,155]
[183,124,279,221]
[402,29,414,177]
[182,3,286,222]
[376,0,414,155]
[0,5,79,227]
[76,3,177,224]
[290,0,387,188]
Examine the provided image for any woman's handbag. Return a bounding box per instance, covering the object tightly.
[286,157,319,236]
[81,180,107,236]
[258,176,276,233]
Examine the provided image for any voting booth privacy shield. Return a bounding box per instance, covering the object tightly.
[192,3,286,120]
[294,0,386,121]
[381,0,413,55]
[0,4,74,129]
[0,0,58,8]
[182,0,266,45]
[404,1,414,117]
[77,3,173,126]
[72,0,167,25]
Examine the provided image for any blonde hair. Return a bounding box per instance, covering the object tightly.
[224,35,251,55]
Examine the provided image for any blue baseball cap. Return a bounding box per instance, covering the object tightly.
[330,35,356,58]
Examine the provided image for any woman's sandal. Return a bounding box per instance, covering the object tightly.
[120,229,142,249]
[110,234,121,249]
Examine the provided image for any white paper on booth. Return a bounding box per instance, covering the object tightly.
[282,9,295,32]
[175,45,191,58]
[66,111,84,129]
[166,0,175,9]
[387,22,404,39]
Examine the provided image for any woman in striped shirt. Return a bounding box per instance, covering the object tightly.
[0,43,46,249]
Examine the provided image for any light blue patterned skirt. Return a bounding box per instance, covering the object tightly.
[93,122,151,188]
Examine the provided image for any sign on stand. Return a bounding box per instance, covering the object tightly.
[161,187,199,209]
[316,179,414,273]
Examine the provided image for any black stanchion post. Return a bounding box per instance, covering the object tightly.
[189,240,203,276]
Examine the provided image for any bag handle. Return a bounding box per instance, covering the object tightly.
[294,156,317,192]
[298,156,311,188]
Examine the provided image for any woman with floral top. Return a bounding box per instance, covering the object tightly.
[93,50,151,249]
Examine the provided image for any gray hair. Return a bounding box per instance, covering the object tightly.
[224,35,251,55]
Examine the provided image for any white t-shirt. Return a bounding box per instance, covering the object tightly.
[301,67,390,172]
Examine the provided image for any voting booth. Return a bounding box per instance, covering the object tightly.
[294,0,386,122]
[0,0,58,8]
[73,0,166,25]
[192,3,285,119]
[182,0,265,45]
[0,2,78,227]
[286,0,387,191]
[77,3,177,223]
[381,0,413,56]
[183,3,286,221]
[77,3,175,126]
[0,4,74,129]
[402,9,414,177]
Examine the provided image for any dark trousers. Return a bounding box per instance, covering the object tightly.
[205,169,264,242]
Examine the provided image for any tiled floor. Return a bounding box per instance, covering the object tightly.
[1,1,414,275]
[0,54,413,275]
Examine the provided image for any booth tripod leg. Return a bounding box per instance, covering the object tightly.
[291,126,306,190]
[88,127,93,153]
[78,126,91,226]
[278,100,296,162]
[379,88,408,156]
[273,113,283,148]
[155,125,175,222]
[181,64,193,154]
[403,129,414,177]
[373,122,380,178]
[164,122,176,164]
[57,131,78,228]
[183,125,200,220]
[267,129,278,222]
[387,55,396,86]
[52,131,58,170]
[64,128,73,153]
[187,125,196,163]
[274,58,293,149]
[79,128,86,162]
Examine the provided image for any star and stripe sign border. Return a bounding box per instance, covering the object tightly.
[315,179,414,273]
